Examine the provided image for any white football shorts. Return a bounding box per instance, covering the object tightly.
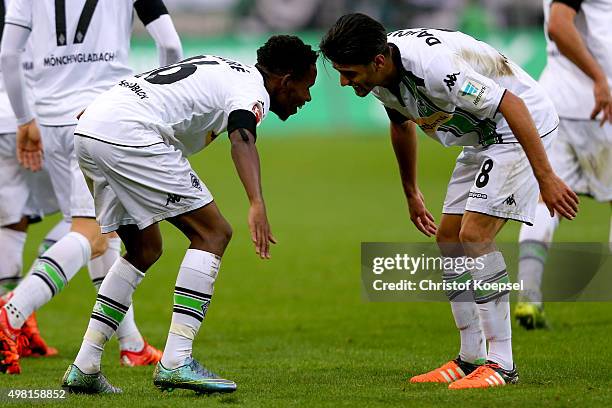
[74,133,213,234]
[550,119,612,202]
[443,130,555,225]
[40,125,96,219]
[0,133,59,226]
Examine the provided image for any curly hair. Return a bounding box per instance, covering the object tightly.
[257,35,318,79]
[319,13,388,65]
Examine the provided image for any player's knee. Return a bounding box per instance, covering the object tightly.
[208,220,233,250]
[458,225,491,245]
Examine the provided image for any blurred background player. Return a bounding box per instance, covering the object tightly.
[61,36,317,394]
[0,0,74,365]
[320,13,578,389]
[515,0,612,329]
[0,0,182,374]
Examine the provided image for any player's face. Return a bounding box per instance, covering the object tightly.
[271,64,317,121]
[332,62,378,97]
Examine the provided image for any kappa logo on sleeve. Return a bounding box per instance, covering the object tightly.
[459,79,488,108]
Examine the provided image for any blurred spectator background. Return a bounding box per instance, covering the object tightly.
[134,0,544,37]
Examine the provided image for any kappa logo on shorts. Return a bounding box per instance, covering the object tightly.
[190,173,202,191]
[166,194,183,206]
[504,194,516,206]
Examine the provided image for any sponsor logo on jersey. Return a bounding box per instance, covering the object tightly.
[459,79,488,108]
[118,80,148,100]
[444,72,460,91]
[468,192,488,200]
[388,29,441,46]
[43,52,116,68]
[414,111,453,136]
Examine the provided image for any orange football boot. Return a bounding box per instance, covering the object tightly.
[120,341,162,367]
[449,361,518,389]
[410,357,481,383]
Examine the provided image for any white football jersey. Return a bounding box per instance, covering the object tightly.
[76,55,270,157]
[4,0,134,126]
[0,0,35,133]
[539,0,612,119]
[374,28,558,147]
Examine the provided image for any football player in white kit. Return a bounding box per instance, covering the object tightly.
[58,36,317,394]
[515,0,612,329]
[320,14,578,389]
[0,0,182,374]
[0,0,74,364]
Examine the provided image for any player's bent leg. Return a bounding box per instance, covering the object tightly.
[411,215,486,384]
[152,202,236,394]
[65,224,161,394]
[515,200,557,330]
[85,230,161,367]
[449,211,517,389]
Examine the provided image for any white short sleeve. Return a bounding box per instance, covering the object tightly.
[4,0,33,30]
[225,84,267,126]
[424,52,506,119]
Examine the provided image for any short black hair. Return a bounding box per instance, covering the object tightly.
[257,35,318,79]
[319,13,388,65]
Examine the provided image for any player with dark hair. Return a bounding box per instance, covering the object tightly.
[60,35,317,394]
[320,13,578,389]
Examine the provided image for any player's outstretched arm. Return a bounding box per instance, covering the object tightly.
[548,1,611,125]
[134,0,183,66]
[390,119,437,237]
[228,125,276,259]
[0,23,42,171]
[499,91,579,220]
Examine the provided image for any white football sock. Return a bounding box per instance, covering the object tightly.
[0,228,27,296]
[88,237,144,352]
[74,257,144,374]
[4,231,91,329]
[518,202,559,305]
[470,251,513,370]
[443,257,486,364]
[161,249,219,369]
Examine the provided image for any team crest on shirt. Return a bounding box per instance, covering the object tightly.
[252,102,264,124]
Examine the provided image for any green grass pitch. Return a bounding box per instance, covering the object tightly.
[3,134,611,407]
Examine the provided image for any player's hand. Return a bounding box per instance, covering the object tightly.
[16,119,44,172]
[407,190,438,237]
[591,78,612,126]
[539,174,579,220]
[248,201,277,259]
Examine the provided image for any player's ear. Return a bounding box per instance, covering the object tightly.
[373,54,386,71]
[280,74,291,88]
